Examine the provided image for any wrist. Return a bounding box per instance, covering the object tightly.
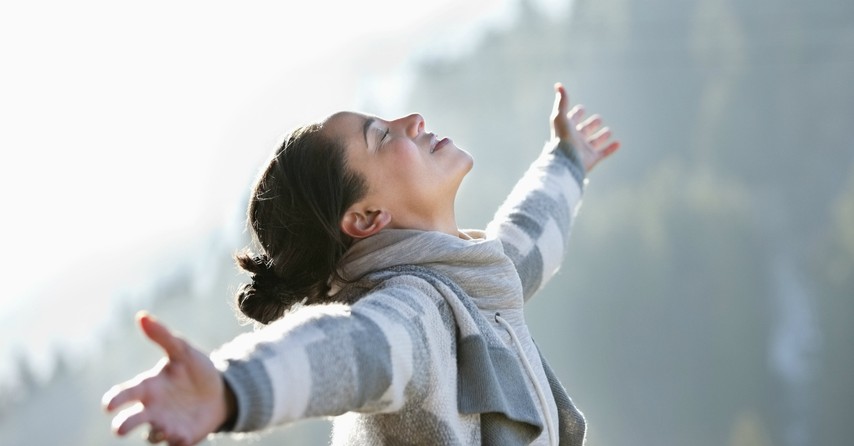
[216,375,238,432]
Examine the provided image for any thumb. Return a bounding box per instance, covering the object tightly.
[551,83,567,118]
[551,83,570,140]
[137,311,187,361]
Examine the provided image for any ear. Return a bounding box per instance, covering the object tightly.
[340,206,392,239]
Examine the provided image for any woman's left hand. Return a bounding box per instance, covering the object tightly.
[550,82,621,173]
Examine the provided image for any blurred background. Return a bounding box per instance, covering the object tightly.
[1,0,852,445]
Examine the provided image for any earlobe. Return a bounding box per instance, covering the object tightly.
[341,208,391,239]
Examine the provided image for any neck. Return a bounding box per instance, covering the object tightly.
[388,209,460,238]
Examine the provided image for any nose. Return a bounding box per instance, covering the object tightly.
[398,113,424,138]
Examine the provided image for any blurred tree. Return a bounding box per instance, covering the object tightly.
[811,165,854,445]
[728,409,772,446]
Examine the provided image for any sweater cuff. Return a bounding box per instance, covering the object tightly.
[215,375,238,432]
[550,139,587,188]
[216,357,275,432]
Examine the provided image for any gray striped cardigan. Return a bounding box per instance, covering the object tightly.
[213,139,588,445]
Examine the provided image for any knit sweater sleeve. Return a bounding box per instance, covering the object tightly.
[485,139,587,302]
[209,277,454,433]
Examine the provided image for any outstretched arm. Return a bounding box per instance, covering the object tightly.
[487,83,620,301]
[104,283,457,442]
[102,312,233,445]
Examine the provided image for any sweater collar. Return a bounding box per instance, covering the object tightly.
[337,228,501,281]
[335,228,524,310]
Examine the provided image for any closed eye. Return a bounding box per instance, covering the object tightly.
[374,127,389,150]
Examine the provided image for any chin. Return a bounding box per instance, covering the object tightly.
[452,145,473,167]
[462,151,474,174]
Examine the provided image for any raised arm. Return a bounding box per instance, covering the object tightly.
[486,83,620,301]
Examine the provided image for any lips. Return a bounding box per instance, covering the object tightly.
[430,134,451,153]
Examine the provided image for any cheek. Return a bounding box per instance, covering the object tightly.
[391,149,427,176]
[370,152,422,190]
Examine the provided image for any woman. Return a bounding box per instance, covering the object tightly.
[103,83,620,446]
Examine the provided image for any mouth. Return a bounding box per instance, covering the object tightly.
[429,134,451,153]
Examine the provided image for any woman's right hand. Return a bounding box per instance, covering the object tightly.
[102,312,230,445]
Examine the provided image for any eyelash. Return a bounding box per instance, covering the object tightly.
[381,129,390,141]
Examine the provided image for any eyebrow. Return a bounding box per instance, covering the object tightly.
[362,117,375,147]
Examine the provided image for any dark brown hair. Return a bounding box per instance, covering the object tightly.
[234,123,367,324]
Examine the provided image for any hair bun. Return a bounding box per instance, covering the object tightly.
[234,252,289,324]
[247,254,279,285]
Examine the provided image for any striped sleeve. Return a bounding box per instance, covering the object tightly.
[210,279,455,433]
[485,139,586,302]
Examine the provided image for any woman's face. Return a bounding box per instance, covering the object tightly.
[322,111,473,233]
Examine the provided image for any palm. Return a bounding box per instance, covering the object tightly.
[145,353,223,441]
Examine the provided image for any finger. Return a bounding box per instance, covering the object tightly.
[147,427,167,444]
[568,105,585,124]
[551,84,571,140]
[578,115,602,137]
[588,127,612,149]
[103,382,143,413]
[551,83,568,130]
[103,367,160,412]
[138,312,187,361]
[553,82,567,114]
[112,402,149,436]
[601,140,621,158]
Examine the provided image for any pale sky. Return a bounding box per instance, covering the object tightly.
[0,0,507,299]
[0,0,571,386]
